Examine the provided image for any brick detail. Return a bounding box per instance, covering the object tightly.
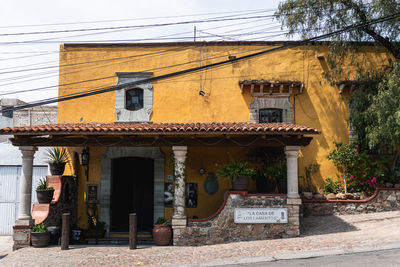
[12,226,32,250]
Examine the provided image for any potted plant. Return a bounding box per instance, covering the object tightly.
[85,205,106,238]
[36,178,55,204]
[152,217,172,246]
[268,163,287,194]
[254,167,277,193]
[31,223,50,247]
[217,160,256,191]
[46,147,70,176]
[71,223,83,243]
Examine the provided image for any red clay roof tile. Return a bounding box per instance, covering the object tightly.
[0,122,319,135]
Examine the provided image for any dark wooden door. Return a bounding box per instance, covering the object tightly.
[111,157,154,232]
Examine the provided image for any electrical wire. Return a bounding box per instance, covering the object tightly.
[1,11,398,112]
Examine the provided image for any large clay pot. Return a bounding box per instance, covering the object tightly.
[232,175,249,191]
[49,162,66,176]
[31,232,50,247]
[36,189,54,204]
[152,224,172,246]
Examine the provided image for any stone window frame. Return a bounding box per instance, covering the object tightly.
[115,72,153,122]
[240,81,303,124]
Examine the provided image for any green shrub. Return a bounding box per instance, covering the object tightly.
[217,160,256,181]
[36,178,54,191]
[324,178,341,194]
[31,223,48,233]
[46,147,70,164]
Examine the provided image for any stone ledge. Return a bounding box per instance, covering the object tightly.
[287,198,302,205]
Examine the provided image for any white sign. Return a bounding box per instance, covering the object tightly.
[234,208,288,224]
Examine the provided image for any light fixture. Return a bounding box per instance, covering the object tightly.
[79,147,90,166]
[199,90,205,96]
[199,168,206,175]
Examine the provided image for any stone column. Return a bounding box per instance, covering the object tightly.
[13,146,37,250]
[172,146,187,227]
[171,146,187,245]
[15,146,37,226]
[285,146,300,199]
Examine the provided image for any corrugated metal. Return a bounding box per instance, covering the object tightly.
[0,203,16,235]
[0,166,48,235]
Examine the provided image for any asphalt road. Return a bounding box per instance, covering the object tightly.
[222,248,400,267]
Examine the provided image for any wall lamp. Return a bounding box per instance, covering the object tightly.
[79,147,90,166]
[199,90,206,96]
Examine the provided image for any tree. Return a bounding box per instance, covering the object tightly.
[275,0,400,152]
[275,0,400,59]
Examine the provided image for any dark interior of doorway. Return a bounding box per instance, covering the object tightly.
[111,157,154,233]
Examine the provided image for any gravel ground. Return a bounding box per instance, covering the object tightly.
[1,211,400,267]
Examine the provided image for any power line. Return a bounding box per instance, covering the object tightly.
[0,15,275,37]
[0,8,276,29]
[2,11,398,112]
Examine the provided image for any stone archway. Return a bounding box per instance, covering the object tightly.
[99,147,164,235]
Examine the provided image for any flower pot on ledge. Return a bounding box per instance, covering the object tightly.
[36,189,55,204]
[49,162,66,176]
[232,175,250,191]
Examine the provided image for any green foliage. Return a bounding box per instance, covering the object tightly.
[300,164,320,192]
[217,161,256,181]
[36,178,54,191]
[324,178,341,194]
[31,223,48,233]
[327,141,384,194]
[46,147,70,164]
[364,62,400,150]
[255,163,286,182]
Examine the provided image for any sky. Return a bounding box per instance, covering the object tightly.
[0,0,286,104]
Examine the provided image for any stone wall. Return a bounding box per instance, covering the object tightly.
[302,188,400,217]
[174,192,300,246]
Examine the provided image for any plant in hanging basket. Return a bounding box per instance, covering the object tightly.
[46,147,70,176]
[36,178,55,204]
[152,217,172,246]
[217,160,256,191]
[31,223,50,247]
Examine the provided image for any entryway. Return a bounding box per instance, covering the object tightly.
[111,157,154,233]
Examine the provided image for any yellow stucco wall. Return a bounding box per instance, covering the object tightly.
[58,43,391,227]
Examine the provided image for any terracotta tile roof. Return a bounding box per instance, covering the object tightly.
[0,122,319,136]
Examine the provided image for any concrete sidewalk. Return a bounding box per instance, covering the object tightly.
[1,211,400,267]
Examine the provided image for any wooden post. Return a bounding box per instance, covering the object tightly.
[61,213,70,250]
[129,213,137,249]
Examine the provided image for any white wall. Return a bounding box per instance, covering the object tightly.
[0,144,50,166]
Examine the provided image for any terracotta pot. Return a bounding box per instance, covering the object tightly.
[49,162,66,176]
[31,232,50,247]
[232,175,249,191]
[152,224,172,246]
[36,189,54,204]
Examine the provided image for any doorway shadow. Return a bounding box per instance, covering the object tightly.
[300,215,358,236]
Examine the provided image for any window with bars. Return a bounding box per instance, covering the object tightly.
[259,108,282,123]
[125,88,144,111]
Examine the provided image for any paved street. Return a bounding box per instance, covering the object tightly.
[1,211,400,266]
[224,248,400,267]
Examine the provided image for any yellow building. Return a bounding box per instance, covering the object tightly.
[1,41,391,246]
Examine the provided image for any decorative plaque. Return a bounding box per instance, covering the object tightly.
[234,208,288,223]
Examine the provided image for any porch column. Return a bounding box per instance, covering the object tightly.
[15,146,37,226]
[285,146,300,199]
[172,146,187,227]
